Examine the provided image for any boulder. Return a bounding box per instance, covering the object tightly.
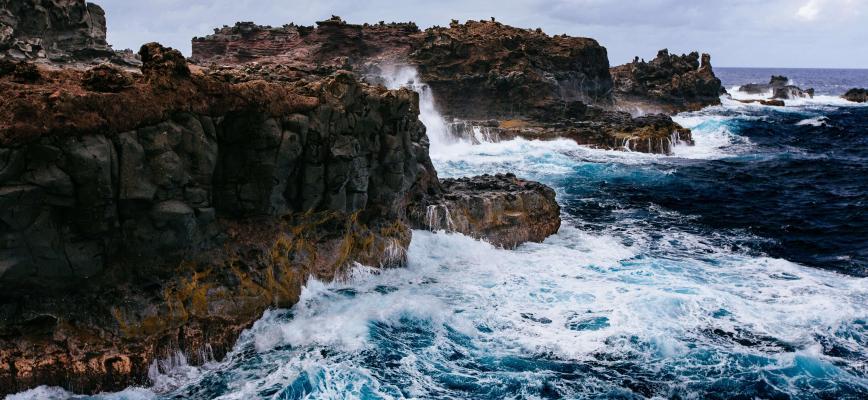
[843,88,867,103]
[410,173,560,248]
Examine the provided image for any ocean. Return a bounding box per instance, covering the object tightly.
[11,69,868,399]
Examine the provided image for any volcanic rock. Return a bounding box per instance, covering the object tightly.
[0,0,112,61]
[737,75,814,99]
[843,88,867,103]
[610,49,725,112]
[410,173,560,248]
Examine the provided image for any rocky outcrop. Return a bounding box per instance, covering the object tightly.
[193,17,419,69]
[611,49,725,113]
[410,19,613,120]
[0,41,452,394]
[737,75,814,99]
[444,109,692,154]
[0,9,564,392]
[843,88,867,103]
[193,18,696,155]
[0,0,113,61]
[410,173,560,248]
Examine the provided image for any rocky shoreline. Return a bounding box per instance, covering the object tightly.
[0,1,724,395]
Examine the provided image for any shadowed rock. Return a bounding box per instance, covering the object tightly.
[738,75,814,99]
[410,173,561,248]
[843,88,867,103]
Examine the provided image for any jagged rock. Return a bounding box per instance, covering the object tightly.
[139,42,190,83]
[0,53,448,393]
[81,63,134,92]
[411,20,614,120]
[410,173,560,248]
[737,76,814,99]
[0,0,112,61]
[192,17,701,154]
[843,88,867,103]
[611,49,725,112]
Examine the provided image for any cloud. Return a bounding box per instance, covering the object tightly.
[797,0,822,21]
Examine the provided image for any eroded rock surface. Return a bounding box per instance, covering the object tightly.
[611,49,725,113]
[410,173,560,248]
[0,0,112,61]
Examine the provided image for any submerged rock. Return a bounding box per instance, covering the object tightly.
[410,173,561,248]
[843,88,867,103]
[737,76,814,99]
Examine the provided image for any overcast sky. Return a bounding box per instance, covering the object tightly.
[99,0,867,68]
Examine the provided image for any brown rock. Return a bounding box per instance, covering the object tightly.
[81,63,134,92]
[410,173,560,248]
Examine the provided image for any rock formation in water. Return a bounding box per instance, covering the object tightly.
[193,18,697,155]
[0,4,565,394]
[737,75,814,99]
[610,49,725,113]
[410,173,560,248]
[843,88,867,103]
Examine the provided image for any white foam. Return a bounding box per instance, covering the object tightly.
[795,116,829,127]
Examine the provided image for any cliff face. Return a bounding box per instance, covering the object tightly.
[193,18,698,155]
[611,49,725,112]
[0,5,566,393]
[0,0,112,61]
[0,42,448,393]
[411,20,614,120]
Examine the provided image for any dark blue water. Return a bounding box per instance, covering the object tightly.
[568,104,868,277]
[716,67,868,96]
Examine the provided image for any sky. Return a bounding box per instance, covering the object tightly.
[98,0,868,68]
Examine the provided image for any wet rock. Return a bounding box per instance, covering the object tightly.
[736,99,786,107]
[737,75,814,99]
[843,88,867,103]
[410,173,560,248]
[0,61,441,395]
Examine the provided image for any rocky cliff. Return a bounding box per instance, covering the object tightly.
[0,43,445,393]
[0,4,564,394]
[193,18,694,154]
[0,0,114,61]
[611,49,725,113]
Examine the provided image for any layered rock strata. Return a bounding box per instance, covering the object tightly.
[610,49,725,113]
[410,173,560,248]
